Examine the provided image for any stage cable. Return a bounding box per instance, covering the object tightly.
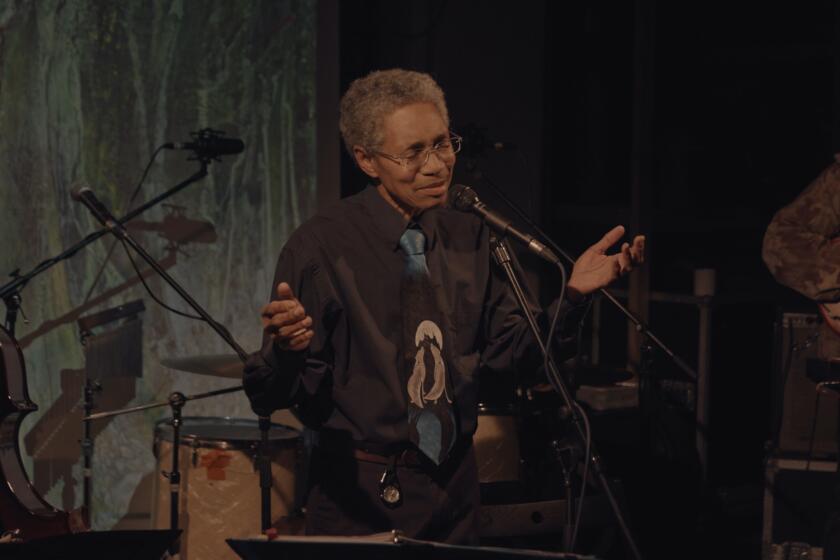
[82,144,167,305]
[119,238,203,321]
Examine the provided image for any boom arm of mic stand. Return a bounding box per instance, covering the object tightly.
[89,209,246,361]
[598,288,697,381]
[474,174,697,382]
[489,235,643,560]
[0,164,210,325]
[80,195,276,533]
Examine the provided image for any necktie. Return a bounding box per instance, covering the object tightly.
[400,225,457,465]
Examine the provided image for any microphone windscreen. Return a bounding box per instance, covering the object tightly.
[449,184,479,212]
[70,184,92,201]
[210,137,244,155]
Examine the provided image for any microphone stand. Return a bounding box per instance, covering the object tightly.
[0,164,209,337]
[74,192,276,537]
[473,173,697,382]
[490,234,642,560]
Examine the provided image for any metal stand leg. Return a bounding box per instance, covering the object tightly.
[258,415,272,533]
[163,392,186,554]
[489,235,642,559]
[552,439,577,549]
[81,378,102,520]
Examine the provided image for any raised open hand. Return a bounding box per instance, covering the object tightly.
[567,225,645,298]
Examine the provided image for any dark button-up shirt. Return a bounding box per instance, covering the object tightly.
[244,186,585,448]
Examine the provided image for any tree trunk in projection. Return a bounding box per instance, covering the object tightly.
[0,0,317,530]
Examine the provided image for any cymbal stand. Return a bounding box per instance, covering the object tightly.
[489,234,642,560]
[74,190,275,535]
[84,384,244,548]
[81,378,102,516]
[163,392,186,547]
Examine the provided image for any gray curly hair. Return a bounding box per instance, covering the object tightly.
[339,69,450,156]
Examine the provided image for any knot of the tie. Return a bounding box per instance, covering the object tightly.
[400,227,426,256]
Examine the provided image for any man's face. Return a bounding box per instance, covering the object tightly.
[355,102,454,219]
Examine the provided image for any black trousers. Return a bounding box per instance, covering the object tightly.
[304,439,480,545]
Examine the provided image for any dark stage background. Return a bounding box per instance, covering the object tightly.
[338,1,838,558]
[0,0,836,558]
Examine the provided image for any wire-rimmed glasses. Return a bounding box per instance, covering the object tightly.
[371,134,462,172]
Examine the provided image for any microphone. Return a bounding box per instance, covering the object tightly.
[164,129,244,158]
[72,186,125,235]
[450,184,560,265]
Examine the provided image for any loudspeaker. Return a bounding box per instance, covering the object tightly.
[776,312,837,458]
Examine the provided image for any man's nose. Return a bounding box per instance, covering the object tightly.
[420,149,448,173]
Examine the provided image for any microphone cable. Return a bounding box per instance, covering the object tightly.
[118,237,203,321]
[471,171,600,553]
[81,144,167,305]
[80,142,208,322]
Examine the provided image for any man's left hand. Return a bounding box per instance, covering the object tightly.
[567,225,645,298]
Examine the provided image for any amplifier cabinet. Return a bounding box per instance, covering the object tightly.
[763,456,838,559]
[776,312,837,458]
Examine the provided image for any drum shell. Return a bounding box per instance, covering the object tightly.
[151,417,300,560]
[474,404,520,484]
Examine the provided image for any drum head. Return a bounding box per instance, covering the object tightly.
[154,416,299,450]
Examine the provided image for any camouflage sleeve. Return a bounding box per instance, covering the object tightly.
[762,159,840,302]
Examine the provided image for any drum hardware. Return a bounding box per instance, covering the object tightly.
[0,135,230,543]
[475,402,525,507]
[160,353,245,379]
[73,186,276,541]
[80,378,102,516]
[160,352,275,525]
[151,417,301,560]
[86,385,242,554]
[77,299,146,519]
[165,393,185,543]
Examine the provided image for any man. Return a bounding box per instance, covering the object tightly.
[244,69,644,544]
[763,157,840,558]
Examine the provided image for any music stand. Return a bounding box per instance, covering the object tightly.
[226,533,592,560]
[0,529,179,560]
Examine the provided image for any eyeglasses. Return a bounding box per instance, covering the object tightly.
[372,134,462,171]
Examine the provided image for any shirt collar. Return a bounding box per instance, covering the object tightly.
[361,185,438,251]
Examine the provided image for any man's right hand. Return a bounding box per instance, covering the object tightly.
[261,282,314,351]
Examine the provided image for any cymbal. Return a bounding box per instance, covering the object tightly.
[160,354,244,379]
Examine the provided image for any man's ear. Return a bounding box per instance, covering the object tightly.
[353,146,379,180]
